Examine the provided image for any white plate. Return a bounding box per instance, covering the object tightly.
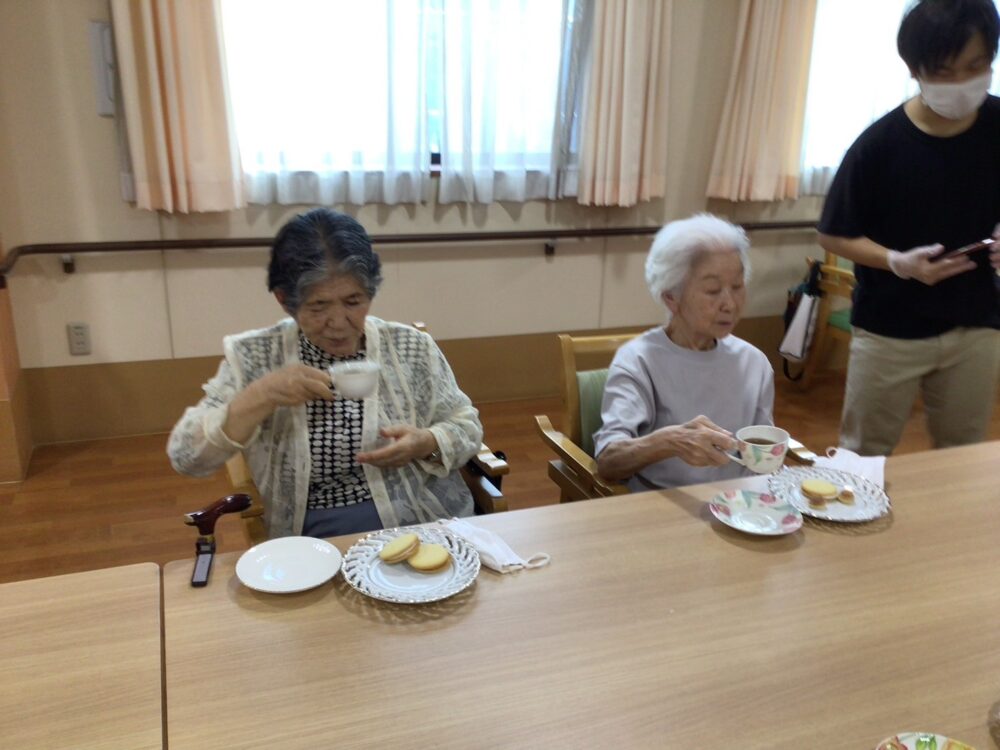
[875,732,974,749]
[708,489,802,536]
[342,526,480,604]
[236,536,343,594]
[769,466,890,523]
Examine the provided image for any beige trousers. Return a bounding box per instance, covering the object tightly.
[840,327,1000,456]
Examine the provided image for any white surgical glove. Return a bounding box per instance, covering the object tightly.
[991,223,1000,271]
[886,243,975,285]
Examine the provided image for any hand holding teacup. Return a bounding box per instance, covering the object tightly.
[663,415,738,467]
[727,426,790,474]
[253,363,336,407]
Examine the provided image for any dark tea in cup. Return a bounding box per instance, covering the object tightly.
[729,426,790,474]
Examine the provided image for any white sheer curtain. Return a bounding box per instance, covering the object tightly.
[220,0,567,206]
[435,0,565,203]
[800,0,1000,196]
[548,0,593,200]
[221,0,428,205]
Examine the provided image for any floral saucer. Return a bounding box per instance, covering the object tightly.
[708,489,802,536]
[875,732,974,750]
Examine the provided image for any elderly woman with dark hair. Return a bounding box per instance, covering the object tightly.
[594,213,774,491]
[168,208,483,538]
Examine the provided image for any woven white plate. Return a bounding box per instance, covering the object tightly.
[342,526,480,604]
[769,466,890,523]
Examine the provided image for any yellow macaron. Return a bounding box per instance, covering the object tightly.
[800,478,839,509]
[378,533,420,564]
[800,479,838,500]
[406,543,451,573]
[837,486,856,505]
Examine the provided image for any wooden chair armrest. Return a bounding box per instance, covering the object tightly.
[461,466,508,514]
[809,259,855,283]
[468,443,509,478]
[230,481,264,518]
[534,415,625,497]
[806,257,856,284]
[821,267,856,289]
[233,481,267,546]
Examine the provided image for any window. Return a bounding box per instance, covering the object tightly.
[219,0,568,205]
[800,0,1000,195]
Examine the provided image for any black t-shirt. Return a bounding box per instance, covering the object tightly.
[818,95,1000,339]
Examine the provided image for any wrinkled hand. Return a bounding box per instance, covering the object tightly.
[660,415,736,468]
[991,223,1000,271]
[255,364,333,407]
[356,425,437,468]
[887,243,976,285]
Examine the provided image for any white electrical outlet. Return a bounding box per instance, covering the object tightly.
[67,323,91,356]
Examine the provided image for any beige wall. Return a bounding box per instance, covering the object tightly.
[0,0,822,437]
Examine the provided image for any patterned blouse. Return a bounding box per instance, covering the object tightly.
[298,333,374,509]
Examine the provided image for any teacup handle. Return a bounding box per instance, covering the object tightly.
[726,451,746,466]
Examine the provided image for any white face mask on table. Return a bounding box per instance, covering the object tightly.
[918,70,992,120]
[443,518,550,573]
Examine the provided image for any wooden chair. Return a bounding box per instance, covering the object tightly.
[797,251,856,389]
[222,453,268,546]
[534,332,637,502]
[186,323,510,547]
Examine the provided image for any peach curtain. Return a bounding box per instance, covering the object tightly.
[111,0,244,212]
[706,0,817,202]
[576,0,672,207]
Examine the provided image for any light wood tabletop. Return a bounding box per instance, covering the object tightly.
[0,562,163,750]
[161,441,1000,749]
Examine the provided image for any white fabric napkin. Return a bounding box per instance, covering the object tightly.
[441,518,550,574]
[811,447,886,489]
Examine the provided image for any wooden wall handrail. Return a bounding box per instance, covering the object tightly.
[0,220,817,288]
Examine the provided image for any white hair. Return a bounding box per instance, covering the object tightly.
[644,213,751,310]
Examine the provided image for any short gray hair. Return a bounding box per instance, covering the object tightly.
[268,208,383,314]
[644,213,751,306]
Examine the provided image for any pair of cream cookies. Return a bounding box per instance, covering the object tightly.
[800,478,854,509]
[378,532,451,573]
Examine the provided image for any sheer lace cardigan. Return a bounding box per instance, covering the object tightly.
[167,317,482,537]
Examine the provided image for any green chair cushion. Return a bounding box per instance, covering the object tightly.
[828,308,852,332]
[577,368,609,458]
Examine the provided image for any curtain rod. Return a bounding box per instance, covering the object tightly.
[0,220,817,288]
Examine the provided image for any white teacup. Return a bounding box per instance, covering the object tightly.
[329,361,380,400]
[728,425,789,474]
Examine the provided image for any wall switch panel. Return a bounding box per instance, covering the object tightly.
[67,322,91,355]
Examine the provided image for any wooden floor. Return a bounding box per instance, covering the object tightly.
[2,371,998,584]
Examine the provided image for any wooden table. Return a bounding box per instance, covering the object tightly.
[162,442,1000,749]
[0,563,163,749]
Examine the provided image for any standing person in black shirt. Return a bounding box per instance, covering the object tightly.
[818,0,1000,456]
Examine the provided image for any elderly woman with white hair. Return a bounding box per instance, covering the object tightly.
[594,213,774,491]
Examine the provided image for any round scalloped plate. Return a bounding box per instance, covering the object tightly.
[769,466,890,523]
[342,526,480,604]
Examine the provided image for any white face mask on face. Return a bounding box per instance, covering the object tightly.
[918,70,993,120]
